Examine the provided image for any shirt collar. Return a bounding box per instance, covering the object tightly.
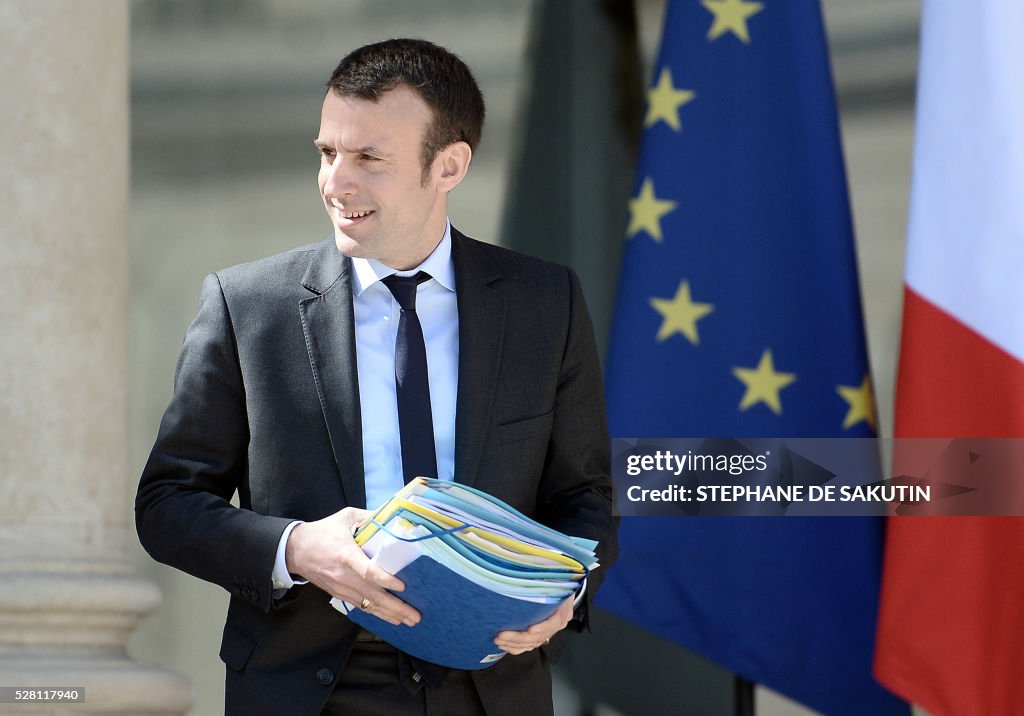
[350,220,455,296]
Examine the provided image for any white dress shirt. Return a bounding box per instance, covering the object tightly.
[350,223,459,509]
[272,222,458,590]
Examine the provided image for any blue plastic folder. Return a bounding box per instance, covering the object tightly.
[329,478,599,670]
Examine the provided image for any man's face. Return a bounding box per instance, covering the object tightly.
[316,86,448,270]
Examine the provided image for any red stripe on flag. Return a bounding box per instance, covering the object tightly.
[875,286,1024,716]
[894,287,1024,438]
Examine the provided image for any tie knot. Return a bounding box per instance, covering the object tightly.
[382,271,431,311]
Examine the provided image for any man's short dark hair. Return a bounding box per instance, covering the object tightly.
[327,38,486,181]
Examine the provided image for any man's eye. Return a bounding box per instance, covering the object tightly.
[361,154,380,162]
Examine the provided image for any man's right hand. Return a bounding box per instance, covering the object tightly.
[285,507,420,627]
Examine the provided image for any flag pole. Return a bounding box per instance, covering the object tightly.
[735,677,755,716]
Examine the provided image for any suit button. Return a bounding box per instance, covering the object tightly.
[316,667,334,685]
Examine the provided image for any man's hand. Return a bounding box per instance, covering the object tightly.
[285,507,420,627]
[493,594,574,655]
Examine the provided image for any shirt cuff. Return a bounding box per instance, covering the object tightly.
[271,521,309,591]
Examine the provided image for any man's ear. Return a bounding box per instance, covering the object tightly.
[435,141,472,192]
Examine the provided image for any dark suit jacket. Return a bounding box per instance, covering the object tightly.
[136,228,618,716]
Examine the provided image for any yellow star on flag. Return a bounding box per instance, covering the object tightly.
[627,178,677,242]
[837,375,877,430]
[649,281,714,345]
[701,0,764,44]
[732,349,796,415]
[645,68,696,131]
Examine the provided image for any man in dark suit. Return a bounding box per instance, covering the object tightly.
[136,38,617,716]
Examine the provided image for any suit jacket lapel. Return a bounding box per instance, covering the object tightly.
[452,229,505,489]
[299,240,366,508]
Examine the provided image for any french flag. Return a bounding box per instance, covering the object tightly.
[874,1,1024,714]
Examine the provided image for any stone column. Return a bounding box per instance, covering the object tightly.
[0,2,192,713]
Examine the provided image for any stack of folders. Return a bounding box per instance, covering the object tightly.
[330,477,599,670]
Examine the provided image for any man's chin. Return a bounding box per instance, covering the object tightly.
[334,232,371,258]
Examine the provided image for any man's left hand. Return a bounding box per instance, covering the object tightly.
[493,594,574,655]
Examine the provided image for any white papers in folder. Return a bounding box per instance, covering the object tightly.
[332,516,573,618]
[331,477,598,615]
[331,518,424,615]
[327,478,601,670]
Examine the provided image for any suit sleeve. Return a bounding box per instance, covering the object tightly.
[535,267,619,631]
[135,272,292,612]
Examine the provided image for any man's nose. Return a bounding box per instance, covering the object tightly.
[323,156,356,195]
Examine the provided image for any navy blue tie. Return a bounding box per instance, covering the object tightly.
[382,272,438,484]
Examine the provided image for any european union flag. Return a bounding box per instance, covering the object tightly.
[598,1,907,714]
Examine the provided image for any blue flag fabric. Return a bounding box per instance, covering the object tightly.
[597,1,907,714]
